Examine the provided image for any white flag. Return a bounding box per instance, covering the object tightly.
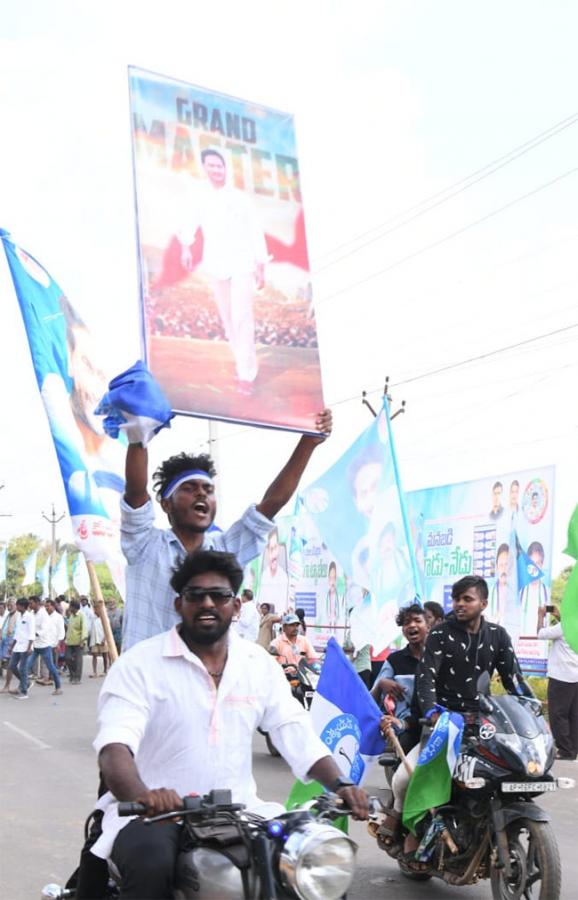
[51,551,69,595]
[22,549,38,587]
[72,553,91,595]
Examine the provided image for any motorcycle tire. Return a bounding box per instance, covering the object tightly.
[398,867,432,883]
[490,818,561,900]
[265,732,281,757]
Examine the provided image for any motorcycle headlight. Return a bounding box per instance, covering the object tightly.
[279,821,357,900]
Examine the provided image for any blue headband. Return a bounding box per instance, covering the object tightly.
[161,469,214,500]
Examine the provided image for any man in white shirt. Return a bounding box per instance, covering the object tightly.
[538,604,578,760]
[233,588,259,641]
[8,598,36,699]
[37,598,66,685]
[90,550,368,899]
[179,148,268,392]
[121,409,332,650]
[26,597,63,695]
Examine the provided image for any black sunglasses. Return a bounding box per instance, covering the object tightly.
[181,588,236,604]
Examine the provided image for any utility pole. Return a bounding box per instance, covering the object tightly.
[41,503,65,598]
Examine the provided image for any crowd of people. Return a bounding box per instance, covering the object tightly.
[145,284,319,349]
[0,594,123,698]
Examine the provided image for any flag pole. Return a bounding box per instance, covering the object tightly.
[86,560,118,663]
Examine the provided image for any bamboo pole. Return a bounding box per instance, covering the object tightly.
[86,560,118,663]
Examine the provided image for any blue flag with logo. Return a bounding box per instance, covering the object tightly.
[299,399,420,651]
[285,638,384,829]
[1,229,126,591]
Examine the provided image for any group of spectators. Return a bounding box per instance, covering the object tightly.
[146,286,319,349]
[0,594,123,699]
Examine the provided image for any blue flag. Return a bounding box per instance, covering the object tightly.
[1,229,126,592]
[300,399,420,651]
[286,638,384,829]
[311,637,384,782]
[95,360,173,447]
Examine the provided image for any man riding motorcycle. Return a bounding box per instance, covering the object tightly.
[269,613,318,668]
[84,550,368,900]
[382,575,531,869]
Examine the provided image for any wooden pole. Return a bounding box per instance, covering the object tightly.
[86,560,118,663]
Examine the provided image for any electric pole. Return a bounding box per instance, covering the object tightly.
[41,503,65,598]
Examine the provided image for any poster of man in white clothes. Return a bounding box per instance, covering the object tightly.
[178,148,268,390]
[129,66,325,432]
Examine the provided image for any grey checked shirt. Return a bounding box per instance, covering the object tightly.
[121,498,273,650]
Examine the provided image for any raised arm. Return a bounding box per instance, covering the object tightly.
[125,443,150,509]
[256,410,332,521]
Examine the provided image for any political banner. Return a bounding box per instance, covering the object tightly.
[22,549,38,587]
[242,515,352,651]
[128,66,324,433]
[406,466,555,675]
[1,230,126,592]
[300,401,421,652]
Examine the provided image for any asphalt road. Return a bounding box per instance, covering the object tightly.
[1,675,576,900]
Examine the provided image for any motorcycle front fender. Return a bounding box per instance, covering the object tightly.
[498,801,550,828]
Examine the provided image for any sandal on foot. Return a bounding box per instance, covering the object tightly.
[377,810,402,847]
[399,850,432,873]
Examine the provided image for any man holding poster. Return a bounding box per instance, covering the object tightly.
[178,148,268,394]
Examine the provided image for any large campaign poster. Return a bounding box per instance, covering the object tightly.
[406,466,555,675]
[242,517,350,651]
[129,67,324,433]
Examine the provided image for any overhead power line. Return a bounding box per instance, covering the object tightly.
[317,165,578,306]
[313,110,578,271]
[330,322,578,407]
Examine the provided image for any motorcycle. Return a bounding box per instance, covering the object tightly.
[261,652,322,757]
[369,672,575,899]
[42,789,357,900]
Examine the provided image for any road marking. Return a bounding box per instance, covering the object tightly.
[3,720,51,750]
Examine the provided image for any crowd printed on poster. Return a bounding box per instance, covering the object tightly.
[129,67,324,433]
[406,467,555,676]
[1,231,126,596]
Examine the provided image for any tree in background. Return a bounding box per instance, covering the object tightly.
[551,566,572,606]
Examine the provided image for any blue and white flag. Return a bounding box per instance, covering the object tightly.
[51,551,69,596]
[22,549,38,587]
[1,229,125,592]
[38,557,51,597]
[300,399,420,651]
[72,552,91,595]
[95,360,173,448]
[311,637,384,784]
[0,545,6,585]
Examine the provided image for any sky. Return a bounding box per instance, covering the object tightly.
[0,0,577,574]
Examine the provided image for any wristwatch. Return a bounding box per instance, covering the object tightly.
[327,775,355,794]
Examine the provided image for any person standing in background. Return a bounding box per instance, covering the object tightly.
[537,604,578,760]
[65,600,88,684]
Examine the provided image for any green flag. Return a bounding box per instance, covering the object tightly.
[286,779,349,833]
[563,504,578,561]
[561,564,578,654]
[560,505,578,653]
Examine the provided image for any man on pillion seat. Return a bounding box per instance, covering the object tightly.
[87,551,368,900]
[387,576,530,870]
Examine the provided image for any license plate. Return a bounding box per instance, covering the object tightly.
[501,781,556,793]
[305,691,315,699]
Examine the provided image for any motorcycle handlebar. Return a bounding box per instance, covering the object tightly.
[118,801,147,817]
